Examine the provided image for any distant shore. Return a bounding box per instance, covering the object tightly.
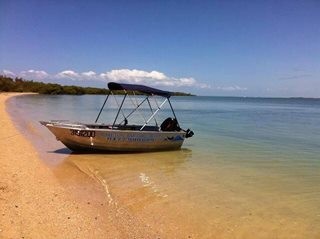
[0,93,124,238]
[0,75,195,96]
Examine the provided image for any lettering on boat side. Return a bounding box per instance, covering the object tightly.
[105,132,161,142]
[104,132,184,142]
[70,129,96,138]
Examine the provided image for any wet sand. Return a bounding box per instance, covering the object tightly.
[0,93,157,238]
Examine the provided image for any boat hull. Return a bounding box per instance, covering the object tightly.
[44,123,186,152]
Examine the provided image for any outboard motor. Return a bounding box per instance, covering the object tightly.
[161,117,194,138]
[185,129,194,138]
[161,117,180,131]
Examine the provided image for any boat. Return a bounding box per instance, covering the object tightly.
[40,82,194,152]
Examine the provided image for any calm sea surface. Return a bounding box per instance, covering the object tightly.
[8,95,320,238]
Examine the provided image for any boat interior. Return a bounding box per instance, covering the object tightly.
[86,124,162,132]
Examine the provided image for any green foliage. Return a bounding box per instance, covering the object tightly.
[0,76,15,91]
[0,75,109,95]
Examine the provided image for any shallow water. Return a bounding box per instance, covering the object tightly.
[8,95,320,238]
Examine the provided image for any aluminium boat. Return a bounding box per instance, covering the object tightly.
[40,82,194,152]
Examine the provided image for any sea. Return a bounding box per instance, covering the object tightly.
[7,94,320,238]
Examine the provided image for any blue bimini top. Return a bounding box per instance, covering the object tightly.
[108,82,172,97]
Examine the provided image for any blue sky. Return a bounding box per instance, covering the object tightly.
[0,0,319,97]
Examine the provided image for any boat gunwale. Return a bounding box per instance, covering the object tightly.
[44,122,185,135]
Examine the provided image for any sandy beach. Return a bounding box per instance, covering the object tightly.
[0,93,156,239]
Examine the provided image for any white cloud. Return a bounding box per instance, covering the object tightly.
[2,68,210,89]
[81,71,97,78]
[19,69,49,80]
[55,70,80,80]
[100,69,209,88]
[100,69,167,83]
[56,70,100,80]
[0,69,16,77]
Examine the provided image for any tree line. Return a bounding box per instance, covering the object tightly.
[0,75,109,95]
[0,75,194,96]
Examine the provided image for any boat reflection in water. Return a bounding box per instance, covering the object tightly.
[62,148,193,205]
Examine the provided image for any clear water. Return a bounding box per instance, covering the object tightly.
[8,95,320,238]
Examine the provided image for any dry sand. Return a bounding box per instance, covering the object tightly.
[0,93,157,239]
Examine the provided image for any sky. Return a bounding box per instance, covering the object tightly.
[0,0,319,97]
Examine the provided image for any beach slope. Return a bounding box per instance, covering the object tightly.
[0,93,121,238]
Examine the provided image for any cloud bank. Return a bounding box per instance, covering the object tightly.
[20,70,49,80]
[0,70,16,77]
[1,68,209,89]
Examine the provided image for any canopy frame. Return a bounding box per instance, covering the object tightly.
[95,82,180,130]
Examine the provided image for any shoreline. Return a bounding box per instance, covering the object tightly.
[0,93,121,238]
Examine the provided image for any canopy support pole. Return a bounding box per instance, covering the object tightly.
[147,97,158,127]
[95,93,110,123]
[168,97,180,128]
[140,98,167,131]
[112,93,127,128]
[120,96,148,125]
